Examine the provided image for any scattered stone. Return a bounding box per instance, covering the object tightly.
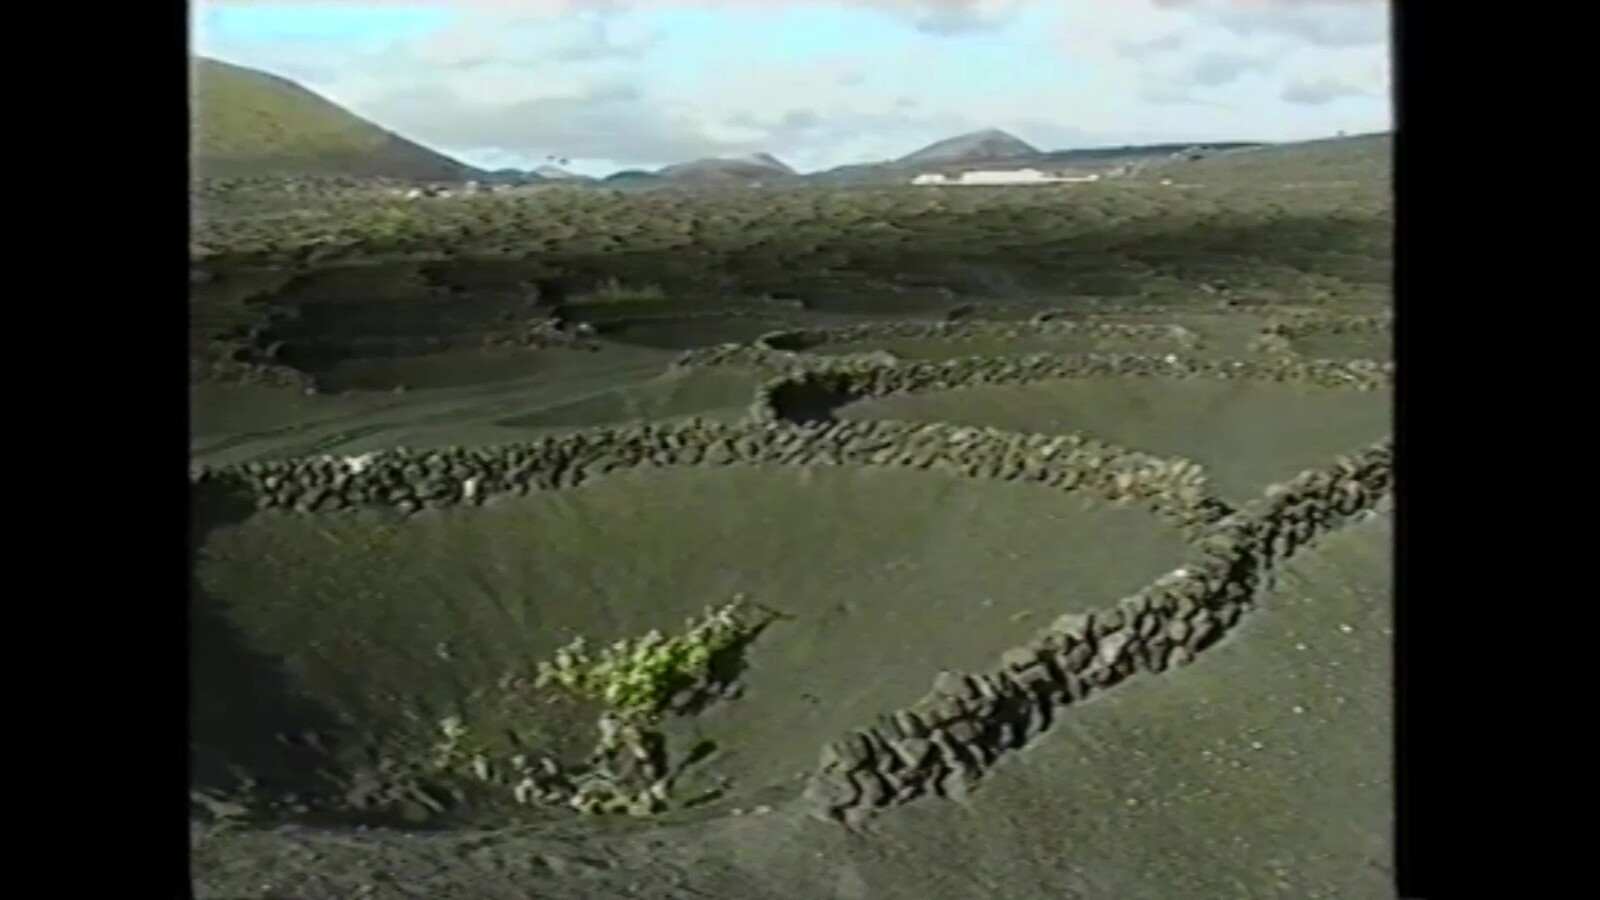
[852,769,892,808]
[1058,641,1094,674]
[891,710,930,739]
[1186,613,1221,652]
[943,716,981,744]
[840,730,877,767]
[803,773,860,810]
[933,764,977,803]
[1097,630,1132,667]
[1166,618,1192,644]
[1052,613,1091,641]
[1136,610,1162,639]
[932,670,968,700]
[891,737,937,769]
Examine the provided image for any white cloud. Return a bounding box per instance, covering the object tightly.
[199,0,1031,31]
[1117,32,1187,59]
[196,0,1392,173]
[1281,77,1366,105]
[1185,50,1273,86]
[1153,0,1389,48]
[361,80,725,167]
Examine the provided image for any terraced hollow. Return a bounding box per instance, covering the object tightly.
[838,376,1390,505]
[193,463,1189,824]
[190,132,1395,899]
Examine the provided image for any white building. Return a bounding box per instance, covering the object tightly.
[962,168,1051,185]
[912,168,1102,187]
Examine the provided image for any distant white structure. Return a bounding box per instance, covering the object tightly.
[912,168,1102,187]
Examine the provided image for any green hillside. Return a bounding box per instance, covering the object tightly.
[191,57,480,182]
[1158,132,1393,182]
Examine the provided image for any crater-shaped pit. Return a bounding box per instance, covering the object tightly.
[192,359,764,466]
[838,377,1390,504]
[192,464,1189,825]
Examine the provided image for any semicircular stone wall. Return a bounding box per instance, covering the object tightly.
[736,351,1390,425]
[191,305,1393,826]
[753,318,1194,353]
[190,417,1227,534]
[800,438,1390,824]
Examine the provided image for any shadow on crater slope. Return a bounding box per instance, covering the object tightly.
[191,204,1390,394]
[191,491,362,817]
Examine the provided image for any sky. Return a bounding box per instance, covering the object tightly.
[193,0,1393,177]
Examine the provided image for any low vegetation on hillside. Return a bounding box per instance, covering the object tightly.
[192,57,479,182]
[188,135,1390,394]
[191,137,1390,279]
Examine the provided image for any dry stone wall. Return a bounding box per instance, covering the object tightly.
[745,352,1392,423]
[921,299,1305,321]
[191,302,1393,828]
[1263,310,1392,340]
[752,319,1193,353]
[800,438,1392,826]
[189,417,1228,534]
[679,346,1393,393]
[672,306,1392,382]
[588,308,812,329]
[1250,311,1392,358]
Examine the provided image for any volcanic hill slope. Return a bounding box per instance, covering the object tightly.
[191,56,482,181]
[657,152,800,185]
[189,55,1261,195]
[189,133,1394,899]
[897,128,1040,166]
[801,130,1262,186]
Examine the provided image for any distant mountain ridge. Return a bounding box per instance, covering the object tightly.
[656,153,798,184]
[533,165,594,181]
[601,169,670,191]
[803,134,1267,185]
[191,57,1312,190]
[896,128,1040,166]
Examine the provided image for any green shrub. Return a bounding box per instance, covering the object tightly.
[535,597,760,721]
